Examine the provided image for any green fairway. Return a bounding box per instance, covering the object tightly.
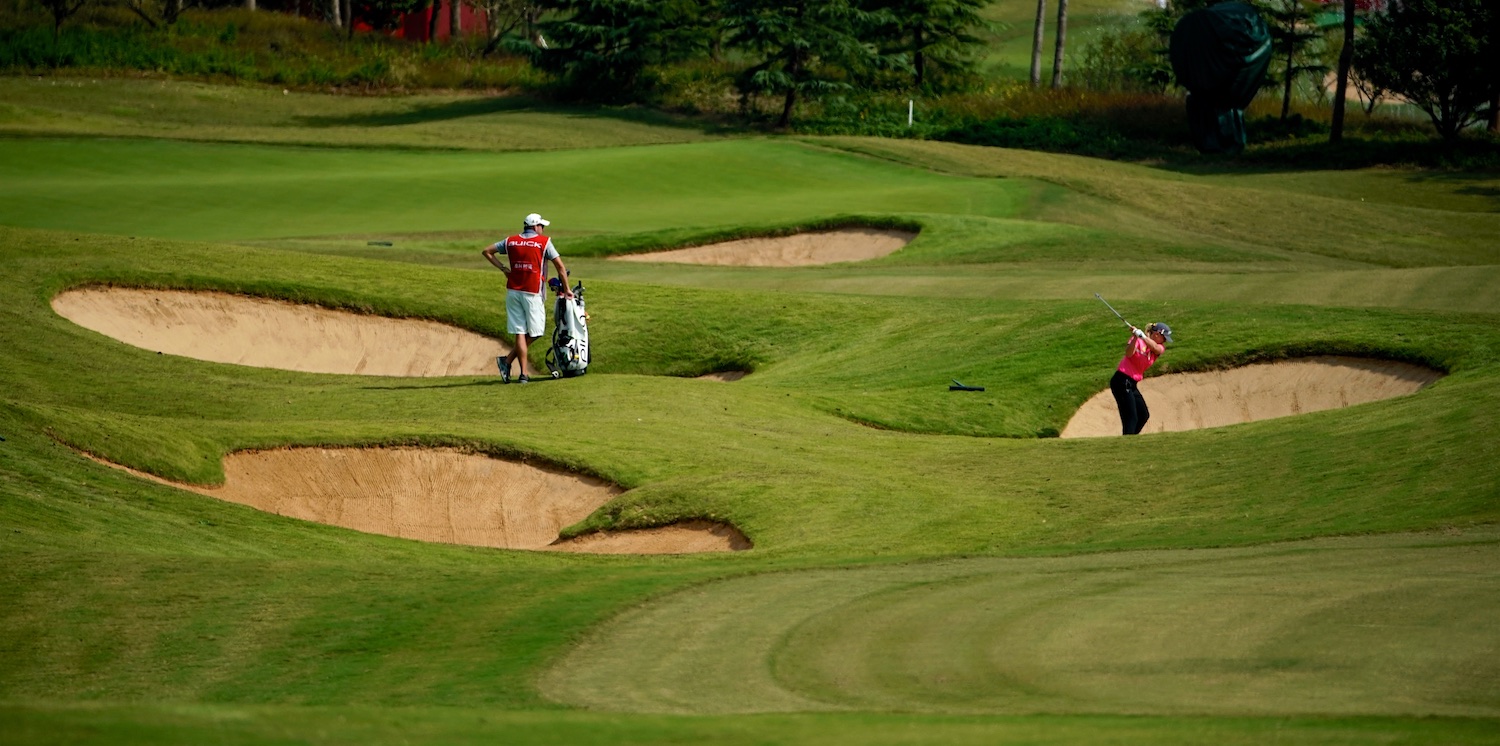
[2,80,1498,744]
[544,530,1500,716]
[0,137,1031,241]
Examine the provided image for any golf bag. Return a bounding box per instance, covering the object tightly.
[545,278,589,378]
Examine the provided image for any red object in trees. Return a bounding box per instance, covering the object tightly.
[398,0,488,41]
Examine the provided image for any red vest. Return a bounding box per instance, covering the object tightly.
[504,234,550,293]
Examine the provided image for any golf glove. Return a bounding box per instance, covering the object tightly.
[1132,328,1146,339]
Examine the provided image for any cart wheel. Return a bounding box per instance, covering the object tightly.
[551,371,562,379]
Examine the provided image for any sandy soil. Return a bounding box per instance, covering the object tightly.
[611,228,916,267]
[550,520,752,554]
[92,447,746,554]
[52,288,507,377]
[698,371,748,382]
[1061,356,1442,438]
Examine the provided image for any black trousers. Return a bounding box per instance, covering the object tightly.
[1110,370,1150,436]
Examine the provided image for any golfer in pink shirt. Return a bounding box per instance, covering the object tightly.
[1110,322,1172,435]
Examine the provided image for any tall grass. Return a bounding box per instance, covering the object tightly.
[0,8,543,90]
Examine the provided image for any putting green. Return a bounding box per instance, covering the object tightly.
[542,529,1500,716]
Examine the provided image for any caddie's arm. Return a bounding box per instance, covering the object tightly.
[482,242,509,274]
[551,256,572,298]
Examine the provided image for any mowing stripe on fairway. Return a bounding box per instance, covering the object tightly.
[541,529,1500,717]
[0,138,1032,241]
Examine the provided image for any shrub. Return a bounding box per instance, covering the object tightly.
[0,7,539,90]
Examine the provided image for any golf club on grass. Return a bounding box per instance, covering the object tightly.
[949,379,985,392]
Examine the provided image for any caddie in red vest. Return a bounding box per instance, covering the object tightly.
[482,212,572,384]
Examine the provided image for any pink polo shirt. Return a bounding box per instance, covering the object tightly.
[1117,337,1159,382]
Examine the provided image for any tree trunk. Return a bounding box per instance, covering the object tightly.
[330,0,341,28]
[1330,0,1354,142]
[1280,43,1293,120]
[1030,0,1046,87]
[1050,0,1068,89]
[913,25,925,88]
[427,0,441,43]
[245,0,255,10]
[450,0,461,41]
[778,53,802,129]
[778,88,797,129]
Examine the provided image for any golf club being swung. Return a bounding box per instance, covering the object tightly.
[1094,293,1136,331]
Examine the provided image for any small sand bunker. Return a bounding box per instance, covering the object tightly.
[697,371,748,382]
[96,447,744,554]
[1061,356,1442,438]
[52,288,506,377]
[612,228,916,267]
[551,520,752,554]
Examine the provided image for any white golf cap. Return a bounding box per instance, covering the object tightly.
[523,213,550,227]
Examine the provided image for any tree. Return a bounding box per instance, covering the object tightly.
[119,0,190,28]
[1488,0,1500,132]
[863,0,989,90]
[1104,0,1214,95]
[1355,0,1498,141]
[1263,0,1328,121]
[1028,0,1043,86]
[724,0,889,128]
[353,0,428,33]
[1077,24,1171,92]
[38,0,89,39]
[1049,0,1066,88]
[473,0,542,55]
[1347,60,1384,115]
[534,0,707,100]
[1330,0,1354,142]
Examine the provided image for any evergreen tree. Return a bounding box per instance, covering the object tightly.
[533,0,707,100]
[723,0,890,127]
[863,0,989,90]
[1263,0,1327,121]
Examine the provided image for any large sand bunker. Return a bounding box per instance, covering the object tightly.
[97,447,747,553]
[1061,356,1442,438]
[52,288,506,376]
[612,228,916,267]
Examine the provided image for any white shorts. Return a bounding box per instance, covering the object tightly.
[505,289,546,337]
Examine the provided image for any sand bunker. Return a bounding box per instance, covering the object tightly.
[1061,356,1442,438]
[52,288,506,376]
[697,371,748,382]
[612,228,916,267]
[551,520,753,554]
[95,447,745,553]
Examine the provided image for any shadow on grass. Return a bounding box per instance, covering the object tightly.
[1156,136,1500,181]
[294,94,742,136]
[362,379,576,390]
